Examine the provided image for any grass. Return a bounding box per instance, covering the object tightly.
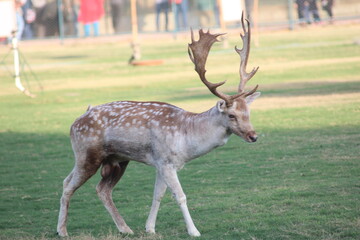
[0,23,359,240]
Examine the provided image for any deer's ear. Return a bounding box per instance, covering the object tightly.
[246,92,261,105]
[216,100,227,112]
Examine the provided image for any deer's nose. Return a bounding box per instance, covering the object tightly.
[249,135,257,142]
[247,132,258,142]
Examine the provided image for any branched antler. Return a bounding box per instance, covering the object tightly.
[235,14,259,96]
[188,14,259,106]
[188,30,244,106]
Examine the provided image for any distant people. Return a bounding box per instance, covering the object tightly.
[321,0,334,23]
[295,0,307,25]
[197,0,216,28]
[14,0,26,40]
[31,0,46,37]
[63,0,79,36]
[110,0,124,33]
[306,0,321,24]
[171,0,188,31]
[78,0,104,37]
[21,0,35,39]
[36,0,59,37]
[155,0,169,32]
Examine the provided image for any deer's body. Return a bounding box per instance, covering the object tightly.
[71,101,230,170]
[57,15,261,237]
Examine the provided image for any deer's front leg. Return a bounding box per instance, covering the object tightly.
[146,170,167,233]
[159,166,201,237]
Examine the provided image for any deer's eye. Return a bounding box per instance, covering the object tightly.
[228,114,236,119]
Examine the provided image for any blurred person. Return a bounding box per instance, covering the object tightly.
[63,0,79,36]
[295,0,307,25]
[21,0,35,39]
[171,0,188,31]
[14,0,26,40]
[321,0,334,23]
[36,1,59,37]
[110,0,124,33]
[78,0,104,37]
[155,0,169,32]
[196,0,216,28]
[305,0,321,24]
[31,0,46,37]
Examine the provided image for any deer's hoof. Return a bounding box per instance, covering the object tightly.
[146,229,156,234]
[56,231,68,237]
[188,229,201,237]
[121,227,134,235]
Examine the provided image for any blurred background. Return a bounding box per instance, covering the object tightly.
[1,0,359,42]
[0,1,359,239]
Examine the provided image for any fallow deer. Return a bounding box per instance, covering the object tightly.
[57,15,260,237]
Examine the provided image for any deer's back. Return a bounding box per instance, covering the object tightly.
[70,101,191,167]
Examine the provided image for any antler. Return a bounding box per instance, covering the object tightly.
[188,15,259,106]
[188,29,244,106]
[235,14,259,96]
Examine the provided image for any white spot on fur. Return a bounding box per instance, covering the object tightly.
[151,120,159,126]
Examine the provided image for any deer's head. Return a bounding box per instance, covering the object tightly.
[188,15,260,143]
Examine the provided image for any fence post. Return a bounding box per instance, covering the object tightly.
[171,1,178,38]
[288,0,295,30]
[130,0,141,61]
[57,0,64,43]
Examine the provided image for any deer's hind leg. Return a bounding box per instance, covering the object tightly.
[57,152,101,237]
[96,160,133,234]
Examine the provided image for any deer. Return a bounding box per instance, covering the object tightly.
[57,15,260,237]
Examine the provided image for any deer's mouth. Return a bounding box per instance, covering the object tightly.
[236,130,257,143]
[232,129,256,143]
[246,131,258,143]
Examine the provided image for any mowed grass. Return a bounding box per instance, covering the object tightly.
[0,23,359,240]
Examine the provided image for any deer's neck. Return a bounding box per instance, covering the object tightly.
[179,106,231,160]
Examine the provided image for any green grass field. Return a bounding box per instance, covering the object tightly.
[1,23,359,240]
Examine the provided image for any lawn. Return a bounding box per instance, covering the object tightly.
[0,23,359,240]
